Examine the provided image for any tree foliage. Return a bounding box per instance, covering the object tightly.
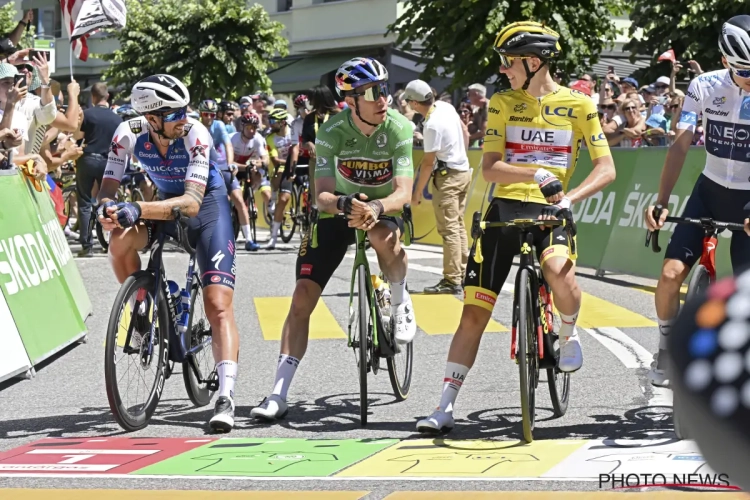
[388,0,624,89]
[625,0,748,84]
[0,3,36,49]
[100,0,288,101]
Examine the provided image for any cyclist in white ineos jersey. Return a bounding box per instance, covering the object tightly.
[646,15,750,387]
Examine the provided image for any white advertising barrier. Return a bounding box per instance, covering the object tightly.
[0,289,32,383]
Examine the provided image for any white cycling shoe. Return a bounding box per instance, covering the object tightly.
[416,408,454,434]
[558,331,583,373]
[392,296,416,344]
[648,350,671,387]
[250,394,288,421]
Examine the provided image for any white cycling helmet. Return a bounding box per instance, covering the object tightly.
[131,74,190,114]
[719,15,750,68]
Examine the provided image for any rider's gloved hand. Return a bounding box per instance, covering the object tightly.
[534,168,563,199]
[337,193,363,216]
[96,200,117,221]
[114,201,142,228]
[540,196,572,218]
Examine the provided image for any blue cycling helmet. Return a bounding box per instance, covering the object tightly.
[334,57,389,96]
[273,99,287,109]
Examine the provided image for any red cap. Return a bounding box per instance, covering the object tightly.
[569,80,592,96]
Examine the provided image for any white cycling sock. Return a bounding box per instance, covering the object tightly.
[558,310,579,341]
[272,354,299,400]
[270,222,280,243]
[241,225,252,242]
[439,362,469,413]
[658,317,674,350]
[216,360,238,400]
[391,278,407,305]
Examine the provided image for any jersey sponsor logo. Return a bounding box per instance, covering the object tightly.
[109,157,125,165]
[741,97,750,120]
[345,138,357,147]
[183,123,193,133]
[144,142,152,150]
[189,138,208,159]
[211,250,225,270]
[396,138,411,148]
[140,152,160,159]
[339,150,360,155]
[128,119,143,134]
[488,106,501,115]
[544,106,578,119]
[589,132,606,144]
[397,156,410,167]
[520,129,558,142]
[104,170,115,176]
[698,73,721,88]
[587,112,598,121]
[316,156,328,166]
[316,139,334,149]
[325,120,344,133]
[391,117,404,130]
[474,291,496,306]
[337,158,393,186]
[110,136,125,156]
[372,150,391,156]
[570,89,587,98]
[679,111,698,126]
[376,133,387,148]
[300,263,312,275]
[705,108,729,117]
[687,90,699,102]
[513,103,527,113]
[713,96,726,106]
[509,116,533,123]
[486,128,502,137]
[189,172,207,183]
[705,119,750,161]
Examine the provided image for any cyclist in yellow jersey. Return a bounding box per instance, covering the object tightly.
[417,21,616,434]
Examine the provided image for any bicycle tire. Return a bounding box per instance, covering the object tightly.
[231,204,240,242]
[96,219,110,252]
[245,187,258,243]
[62,186,76,229]
[517,268,536,443]
[182,273,215,407]
[104,271,170,432]
[545,288,570,417]
[356,264,370,426]
[263,198,273,227]
[686,265,710,305]
[131,188,145,203]
[673,398,688,440]
[280,188,298,243]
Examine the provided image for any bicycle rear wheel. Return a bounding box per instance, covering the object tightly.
[95,219,110,252]
[132,188,145,203]
[245,186,258,243]
[231,204,240,242]
[686,265,710,305]
[516,268,537,443]
[104,271,169,432]
[355,264,371,426]
[280,187,298,243]
[182,273,216,407]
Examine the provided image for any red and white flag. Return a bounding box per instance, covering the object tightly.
[60,0,127,61]
[658,49,676,62]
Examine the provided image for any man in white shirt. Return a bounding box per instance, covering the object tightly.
[406,79,472,294]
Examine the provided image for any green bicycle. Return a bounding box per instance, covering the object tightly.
[310,201,415,426]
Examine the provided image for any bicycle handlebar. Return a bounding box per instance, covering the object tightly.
[645,204,746,253]
[471,212,575,264]
[309,194,413,249]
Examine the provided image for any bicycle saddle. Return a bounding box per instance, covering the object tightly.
[668,266,750,490]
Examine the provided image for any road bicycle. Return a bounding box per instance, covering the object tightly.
[309,201,415,426]
[471,212,576,443]
[240,173,259,245]
[104,207,217,432]
[645,205,744,440]
[292,166,313,242]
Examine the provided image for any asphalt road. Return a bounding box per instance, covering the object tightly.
[0,228,711,498]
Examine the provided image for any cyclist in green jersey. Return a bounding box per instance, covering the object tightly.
[251,57,417,421]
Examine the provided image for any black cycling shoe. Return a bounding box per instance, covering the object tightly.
[209,396,235,433]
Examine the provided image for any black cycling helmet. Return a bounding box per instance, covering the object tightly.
[219,100,239,112]
[668,267,750,490]
[494,21,562,90]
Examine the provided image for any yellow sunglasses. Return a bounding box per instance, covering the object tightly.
[497,54,534,69]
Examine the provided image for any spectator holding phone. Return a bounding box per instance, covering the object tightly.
[607,98,646,147]
[0,63,46,175]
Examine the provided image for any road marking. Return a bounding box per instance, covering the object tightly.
[0,490,368,499]
[411,295,508,334]
[584,328,641,369]
[254,297,345,340]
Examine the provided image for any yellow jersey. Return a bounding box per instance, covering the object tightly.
[483,86,611,204]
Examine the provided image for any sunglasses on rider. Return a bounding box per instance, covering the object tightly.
[733,67,750,79]
[201,111,216,119]
[354,82,389,102]
[497,53,533,69]
[161,107,188,122]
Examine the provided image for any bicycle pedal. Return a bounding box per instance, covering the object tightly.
[206,371,219,392]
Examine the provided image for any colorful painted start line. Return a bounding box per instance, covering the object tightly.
[0,436,734,484]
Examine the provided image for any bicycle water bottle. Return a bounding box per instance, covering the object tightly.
[176,288,190,335]
[167,280,181,318]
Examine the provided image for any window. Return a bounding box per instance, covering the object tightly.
[277,0,292,11]
[34,5,62,38]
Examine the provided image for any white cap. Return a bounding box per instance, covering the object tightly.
[655,76,671,86]
[468,83,487,97]
[403,79,433,102]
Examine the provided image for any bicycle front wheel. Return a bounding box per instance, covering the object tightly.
[383,290,413,400]
[355,264,371,426]
[95,219,110,252]
[245,187,258,243]
[104,271,169,432]
[231,204,240,242]
[686,265,710,305]
[517,268,537,443]
[280,187,298,243]
[182,273,215,407]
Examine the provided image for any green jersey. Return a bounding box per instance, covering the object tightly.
[314,108,414,201]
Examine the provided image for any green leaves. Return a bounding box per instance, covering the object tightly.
[100,0,288,101]
[625,0,746,84]
[0,4,36,48]
[387,0,623,89]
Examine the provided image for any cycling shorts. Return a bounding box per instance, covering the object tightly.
[665,174,750,270]
[144,183,236,290]
[463,198,576,312]
[221,170,241,193]
[296,214,404,289]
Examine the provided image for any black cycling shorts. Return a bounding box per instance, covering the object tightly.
[296,214,404,289]
[665,174,750,270]
[463,198,575,312]
[144,182,236,290]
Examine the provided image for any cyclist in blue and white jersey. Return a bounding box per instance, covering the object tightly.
[96,75,241,433]
[199,98,255,250]
[646,15,750,387]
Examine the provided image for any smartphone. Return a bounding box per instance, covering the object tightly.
[30,50,50,61]
[14,73,26,87]
[607,65,615,73]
